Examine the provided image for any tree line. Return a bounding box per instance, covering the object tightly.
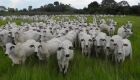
[84,0,140,15]
[1,0,140,15]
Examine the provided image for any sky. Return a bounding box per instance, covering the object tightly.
[0,0,140,9]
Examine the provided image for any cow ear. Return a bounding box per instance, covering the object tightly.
[10,46,15,50]
[123,26,127,30]
[96,28,99,30]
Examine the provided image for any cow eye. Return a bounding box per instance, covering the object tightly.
[30,45,34,48]
[10,46,15,50]
[102,39,106,41]
[43,36,46,38]
[92,37,95,40]
[118,53,122,55]
[43,31,46,33]
[58,47,63,50]
[123,44,128,46]
[96,28,99,30]
[9,32,12,34]
[69,46,73,50]
[124,30,127,32]
[50,31,53,33]
[62,33,65,35]
[15,32,18,34]
[66,29,69,32]
[81,39,84,42]
[114,43,117,46]
[89,39,92,42]
[33,29,36,31]
[37,30,40,32]
[110,39,114,42]
[38,45,42,48]
[9,32,12,35]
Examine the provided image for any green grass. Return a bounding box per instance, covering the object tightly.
[0,16,140,80]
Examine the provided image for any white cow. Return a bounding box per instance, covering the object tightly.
[110,35,123,62]
[38,38,62,60]
[15,30,40,44]
[108,23,115,36]
[117,26,133,39]
[105,36,111,59]
[0,30,15,50]
[116,39,132,63]
[5,40,41,65]
[88,27,101,40]
[94,32,107,57]
[40,29,55,42]
[126,21,132,29]
[58,30,77,46]
[57,40,74,74]
[79,32,92,57]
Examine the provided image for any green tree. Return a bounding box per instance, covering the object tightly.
[117,1,130,14]
[54,1,59,6]
[28,6,32,11]
[101,0,117,7]
[46,4,55,12]
[101,0,117,14]
[8,8,15,12]
[88,1,100,14]
[23,8,27,12]
[130,5,140,15]
[118,1,129,7]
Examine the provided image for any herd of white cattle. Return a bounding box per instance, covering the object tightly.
[0,15,133,74]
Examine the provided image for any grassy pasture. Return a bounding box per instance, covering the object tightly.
[0,16,140,80]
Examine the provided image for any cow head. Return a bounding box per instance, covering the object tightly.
[5,43,15,56]
[57,40,74,59]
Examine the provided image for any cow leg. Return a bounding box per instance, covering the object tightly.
[82,48,84,56]
[64,62,69,74]
[95,48,98,57]
[22,57,26,64]
[88,48,91,58]
[58,61,63,72]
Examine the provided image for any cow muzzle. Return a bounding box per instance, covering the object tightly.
[4,54,8,56]
[34,52,38,54]
[97,46,100,48]
[66,54,70,57]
